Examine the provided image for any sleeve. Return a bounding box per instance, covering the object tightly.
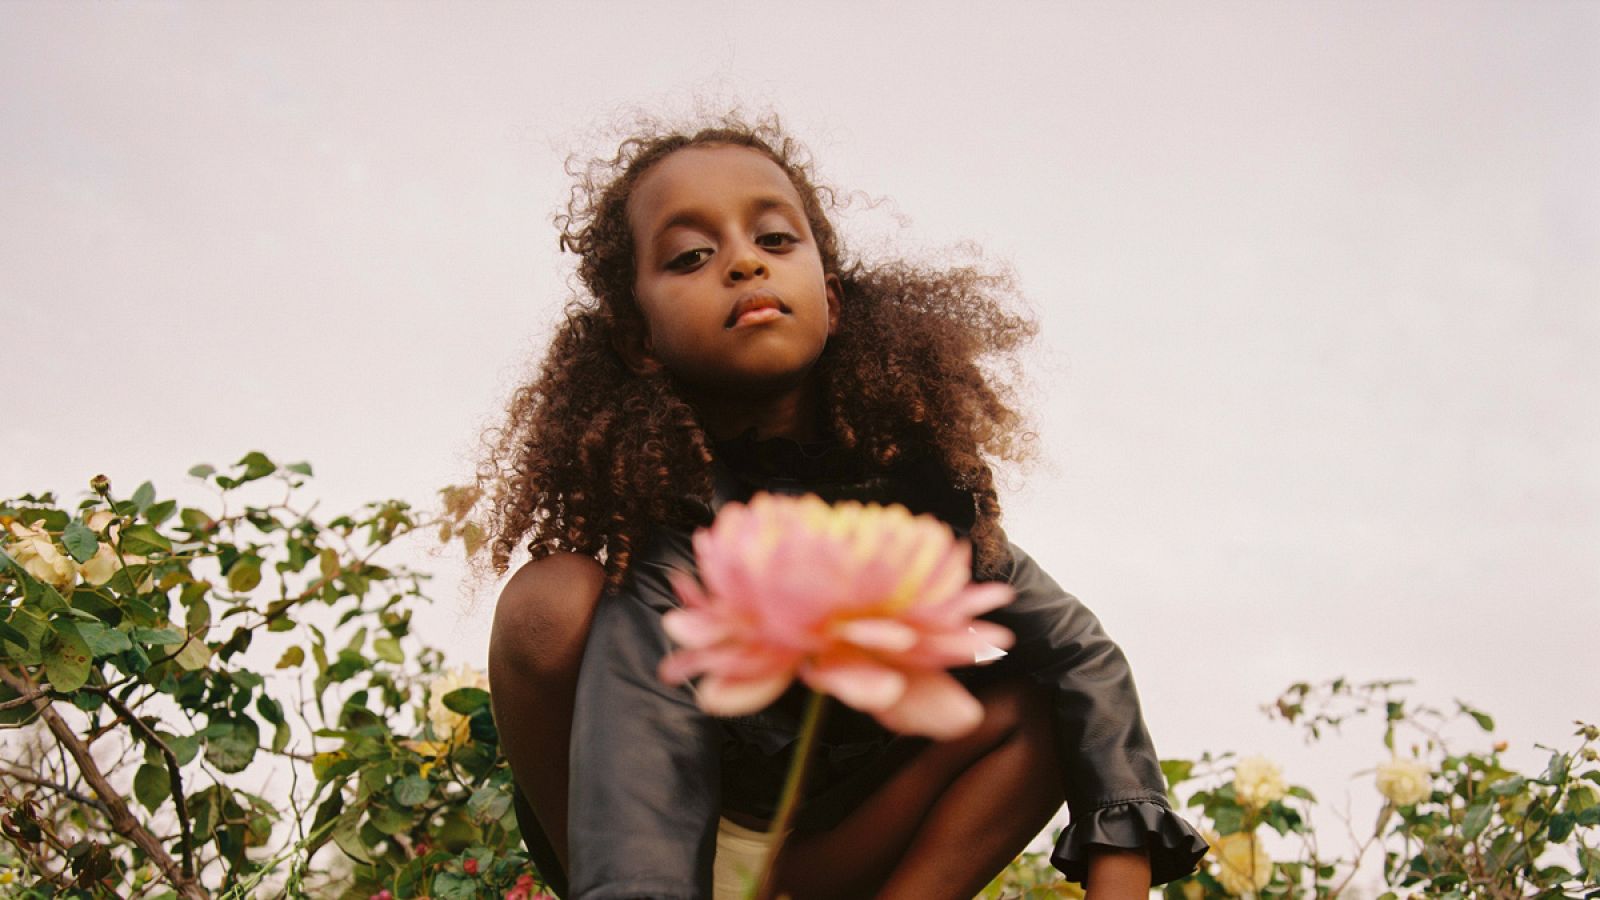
[567,539,722,900]
[981,543,1208,886]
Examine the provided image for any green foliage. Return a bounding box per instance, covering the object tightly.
[1158,679,1600,899]
[0,455,542,898]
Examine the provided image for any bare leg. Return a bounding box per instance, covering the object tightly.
[771,677,1064,900]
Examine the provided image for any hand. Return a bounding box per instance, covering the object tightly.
[1083,847,1151,900]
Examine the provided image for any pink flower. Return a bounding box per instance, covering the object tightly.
[659,493,1015,740]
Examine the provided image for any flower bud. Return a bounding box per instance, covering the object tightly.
[90,474,110,493]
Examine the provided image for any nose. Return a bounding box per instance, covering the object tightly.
[725,245,768,283]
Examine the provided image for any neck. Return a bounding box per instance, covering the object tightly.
[689,380,824,443]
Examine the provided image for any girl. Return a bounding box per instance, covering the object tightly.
[482,115,1206,900]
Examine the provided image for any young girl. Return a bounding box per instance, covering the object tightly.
[481,115,1206,900]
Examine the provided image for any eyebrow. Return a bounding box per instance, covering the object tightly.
[650,195,803,241]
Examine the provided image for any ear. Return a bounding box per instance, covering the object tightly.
[825,273,843,336]
[611,320,662,376]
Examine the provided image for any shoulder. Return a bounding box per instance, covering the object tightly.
[489,552,606,676]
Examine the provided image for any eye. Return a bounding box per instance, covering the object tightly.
[755,232,798,251]
[666,248,711,271]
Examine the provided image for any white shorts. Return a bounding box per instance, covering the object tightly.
[712,816,781,900]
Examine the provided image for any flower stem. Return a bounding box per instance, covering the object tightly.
[752,689,828,900]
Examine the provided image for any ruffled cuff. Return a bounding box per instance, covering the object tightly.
[1050,798,1209,886]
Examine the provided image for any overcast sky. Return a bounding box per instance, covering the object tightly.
[4,0,1596,859]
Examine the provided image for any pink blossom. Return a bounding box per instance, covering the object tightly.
[659,493,1015,740]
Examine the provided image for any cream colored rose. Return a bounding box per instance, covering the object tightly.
[1233,755,1287,808]
[1212,831,1272,896]
[427,665,490,747]
[5,522,77,589]
[78,543,148,587]
[1375,757,1431,807]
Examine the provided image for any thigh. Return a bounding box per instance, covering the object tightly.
[771,677,1056,900]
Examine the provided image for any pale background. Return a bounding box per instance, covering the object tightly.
[3,0,1596,878]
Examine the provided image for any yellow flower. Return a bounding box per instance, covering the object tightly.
[1233,755,1287,808]
[1375,757,1432,807]
[1181,879,1206,900]
[1212,831,1272,896]
[5,521,77,589]
[426,665,489,747]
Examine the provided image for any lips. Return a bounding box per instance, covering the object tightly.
[725,290,789,329]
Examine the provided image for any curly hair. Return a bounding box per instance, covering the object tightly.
[478,113,1036,588]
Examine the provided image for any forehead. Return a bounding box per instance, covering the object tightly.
[627,145,808,236]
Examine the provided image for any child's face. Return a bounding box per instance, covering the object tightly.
[625,144,839,398]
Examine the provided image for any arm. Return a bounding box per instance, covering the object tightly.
[982,543,1207,887]
[566,532,722,900]
[488,552,606,890]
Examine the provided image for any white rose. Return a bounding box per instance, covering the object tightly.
[1375,757,1431,807]
[1233,755,1287,808]
[5,522,77,589]
[426,665,490,747]
[1212,831,1272,896]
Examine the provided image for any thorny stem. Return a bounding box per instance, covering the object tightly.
[752,690,828,900]
[0,665,206,900]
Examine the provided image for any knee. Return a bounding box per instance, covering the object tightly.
[968,677,1051,747]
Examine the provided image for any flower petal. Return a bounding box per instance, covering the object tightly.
[835,618,919,653]
[871,670,984,740]
[695,672,793,716]
[803,657,907,712]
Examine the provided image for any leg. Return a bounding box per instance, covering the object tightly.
[771,676,1064,900]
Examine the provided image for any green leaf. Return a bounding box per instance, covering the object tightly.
[120,523,172,555]
[227,557,262,593]
[204,717,260,773]
[1549,811,1577,843]
[372,636,403,664]
[442,687,491,716]
[467,783,511,823]
[1160,758,1194,789]
[331,809,372,863]
[286,462,313,476]
[43,621,93,692]
[236,451,277,484]
[77,621,132,658]
[131,481,156,514]
[1547,751,1571,784]
[393,775,431,807]
[162,732,201,766]
[1462,798,1494,840]
[172,636,212,671]
[276,646,305,668]
[370,804,413,836]
[430,871,478,900]
[256,695,283,726]
[187,464,216,479]
[61,521,98,563]
[144,499,177,527]
[131,627,184,646]
[1488,775,1527,797]
[134,763,171,812]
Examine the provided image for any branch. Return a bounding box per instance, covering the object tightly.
[0,687,50,711]
[0,665,206,900]
[0,763,109,813]
[92,686,198,881]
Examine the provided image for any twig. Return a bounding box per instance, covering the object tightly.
[0,665,206,900]
[91,686,198,881]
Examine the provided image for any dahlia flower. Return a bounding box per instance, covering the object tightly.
[659,493,1014,740]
